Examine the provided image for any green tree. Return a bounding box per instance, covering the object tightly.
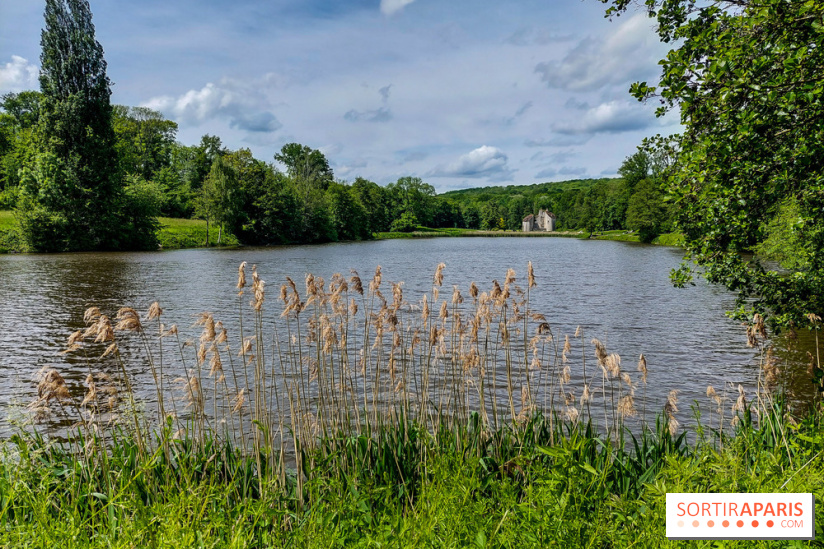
[328,182,368,241]
[351,177,392,234]
[388,176,436,227]
[196,156,242,245]
[480,200,505,230]
[275,143,334,191]
[617,150,651,194]
[24,0,116,246]
[0,91,42,130]
[112,105,178,181]
[390,211,419,232]
[433,198,462,228]
[461,203,481,229]
[247,170,301,244]
[17,0,154,251]
[119,174,160,250]
[274,143,335,242]
[506,195,531,230]
[753,197,809,272]
[605,0,824,326]
[0,93,42,203]
[626,179,668,243]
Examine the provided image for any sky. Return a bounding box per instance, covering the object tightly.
[0,0,680,193]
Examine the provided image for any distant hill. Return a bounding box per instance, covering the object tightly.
[439,178,618,200]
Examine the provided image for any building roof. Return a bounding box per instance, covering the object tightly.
[523,214,534,222]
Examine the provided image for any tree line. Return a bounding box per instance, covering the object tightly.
[0,0,676,253]
[0,88,438,249]
[0,88,674,250]
[0,86,673,247]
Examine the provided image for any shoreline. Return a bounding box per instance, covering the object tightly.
[374,227,684,247]
[0,210,684,253]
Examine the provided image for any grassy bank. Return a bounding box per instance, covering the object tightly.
[0,212,239,252]
[156,217,239,249]
[0,210,23,254]
[589,230,685,247]
[3,407,822,548]
[374,226,684,247]
[6,262,822,547]
[375,226,585,239]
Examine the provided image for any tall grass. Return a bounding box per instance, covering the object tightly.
[35,262,662,461]
[4,262,823,547]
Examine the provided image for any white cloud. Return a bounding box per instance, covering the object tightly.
[144,79,281,133]
[381,0,416,16]
[552,100,656,135]
[428,145,515,181]
[0,56,39,94]
[534,14,662,92]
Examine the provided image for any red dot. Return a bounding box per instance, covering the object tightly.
[723,520,730,527]
[707,520,715,527]
[737,520,744,527]
[692,520,699,527]
[752,520,759,527]
[767,520,774,528]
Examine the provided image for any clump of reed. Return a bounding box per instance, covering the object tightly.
[21,262,818,512]
[44,264,651,436]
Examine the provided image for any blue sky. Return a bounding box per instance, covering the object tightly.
[0,0,679,192]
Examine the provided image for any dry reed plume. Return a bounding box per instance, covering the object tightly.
[31,261,789,467]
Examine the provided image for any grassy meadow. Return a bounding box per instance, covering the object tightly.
[3,262,822,547]
[156,217,239,249]
[0,210,23,253]
[0,212,239,253]
[590,230,685,246]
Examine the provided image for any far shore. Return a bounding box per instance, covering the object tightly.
[374,226,684,247]
[0,210,683,253]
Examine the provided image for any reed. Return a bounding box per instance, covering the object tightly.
[4,262,822,547]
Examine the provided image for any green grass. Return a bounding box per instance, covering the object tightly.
[2,408,822,548]
[590,230,641,243]
[156,217,240,249]
[5,261,821,547]
[375,226,585,239]
[588,230,685,247]
[0,210,23,253]
[0,210,15,231]
[0,212,241,252]
[654,232,685,247]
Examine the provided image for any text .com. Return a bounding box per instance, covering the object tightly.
[666,493,815,540]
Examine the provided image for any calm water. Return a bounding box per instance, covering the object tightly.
[0,237,814,434]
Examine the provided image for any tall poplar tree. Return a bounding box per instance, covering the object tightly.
[18,0,126,251]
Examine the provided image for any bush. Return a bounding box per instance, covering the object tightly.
[390,211,419,232]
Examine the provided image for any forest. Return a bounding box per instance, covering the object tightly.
[0,91,672,249]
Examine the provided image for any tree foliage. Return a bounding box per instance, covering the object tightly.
[16,0,155,251]
[604,0,824,326]
[112,106,178,181]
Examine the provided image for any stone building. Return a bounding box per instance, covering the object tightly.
[522,209,556,232]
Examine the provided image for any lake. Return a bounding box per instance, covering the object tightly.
[0,237,812,437]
